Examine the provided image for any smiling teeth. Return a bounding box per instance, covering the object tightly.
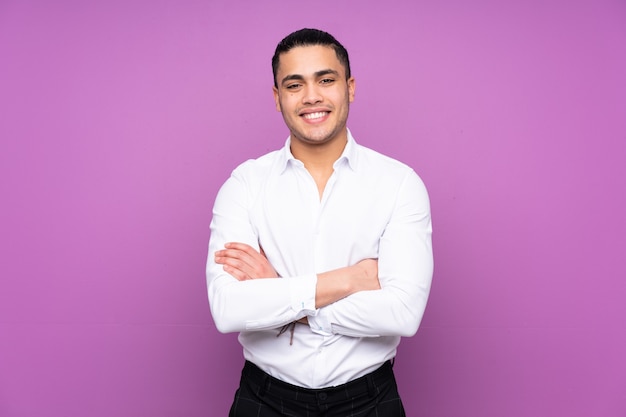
[303,112,327,120]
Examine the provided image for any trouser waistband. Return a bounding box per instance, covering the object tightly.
[241,360,395,403]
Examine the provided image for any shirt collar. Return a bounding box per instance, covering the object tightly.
[279,129,358,173]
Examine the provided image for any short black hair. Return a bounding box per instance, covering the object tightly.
[272,28,351,88]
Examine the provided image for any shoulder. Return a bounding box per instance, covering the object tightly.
[355,143,416,177]
[354,143,429,195]
[213,149,283,206]
[230,149,283,181]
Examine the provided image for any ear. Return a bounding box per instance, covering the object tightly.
[347,77,356,103]
[272,86,281,112]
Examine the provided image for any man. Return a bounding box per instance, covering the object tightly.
[206,28,433,416]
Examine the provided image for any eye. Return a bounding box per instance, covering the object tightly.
[285,83,302,90]
[320,78,335,85]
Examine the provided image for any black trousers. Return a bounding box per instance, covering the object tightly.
[229,360,406,417]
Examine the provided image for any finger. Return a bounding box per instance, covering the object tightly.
[216,253,255,279]
[224,242,258,255]
[223,243,269,269]
[217,242,277,279]
[216,248,257,270]
[222,264,249,281]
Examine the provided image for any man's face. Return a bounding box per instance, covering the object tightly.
[273,45,355,147]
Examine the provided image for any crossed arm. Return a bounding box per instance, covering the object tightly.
[214,242,380,310]
[208,168,432,336]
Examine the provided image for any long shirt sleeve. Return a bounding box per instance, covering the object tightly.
[207,167,318,334]
[307,169,433,338]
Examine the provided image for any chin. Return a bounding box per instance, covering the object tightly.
[302,127,342,144]
[301,135,335,145]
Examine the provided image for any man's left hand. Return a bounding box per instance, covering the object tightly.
[214,242,279,281]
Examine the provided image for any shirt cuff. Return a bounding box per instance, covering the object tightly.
[307,304,334,336]
[287,273,317,318]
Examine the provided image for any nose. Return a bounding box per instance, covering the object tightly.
[302,84,322,105]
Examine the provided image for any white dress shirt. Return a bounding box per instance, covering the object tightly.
[206,130,433,388]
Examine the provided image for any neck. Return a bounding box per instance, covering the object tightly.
[292,136,346,200]
[290,131,348,172]
[290,131,347,200]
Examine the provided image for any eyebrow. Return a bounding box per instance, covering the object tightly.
[280,69,340,86]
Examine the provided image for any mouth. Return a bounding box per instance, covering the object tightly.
[301,111,330,121]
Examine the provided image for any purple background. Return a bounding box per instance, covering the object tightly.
[1,1,625,416]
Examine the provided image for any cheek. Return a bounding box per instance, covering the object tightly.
[334,93,351,107]
[280,95,300,112]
